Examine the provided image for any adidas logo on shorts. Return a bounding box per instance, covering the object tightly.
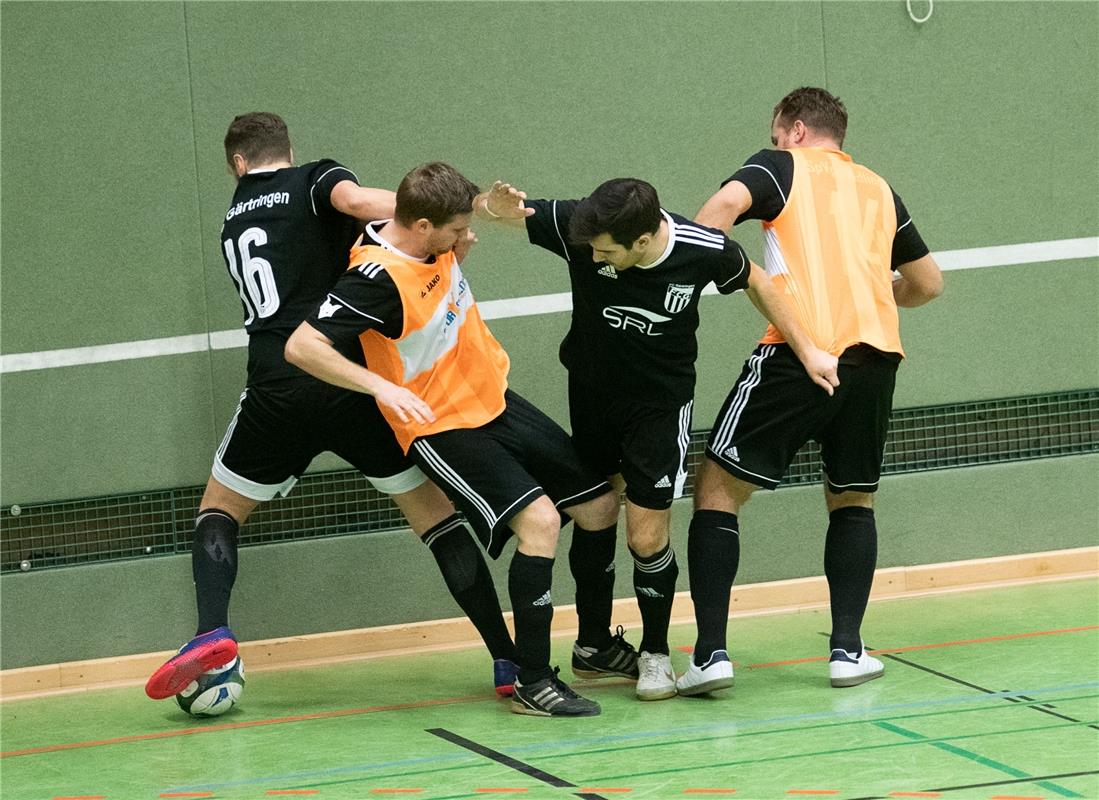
[654,475,671,488]
[597,265,618,279]
[532,591,552,607]
[723,447,740,462]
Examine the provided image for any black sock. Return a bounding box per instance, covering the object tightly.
[508,552,556,684]
[569,523,617,649]
[192,509,239,635]
[687,509,740,666]
[825,506,878,654]
[631,543,678,655]
[424,514,517,662]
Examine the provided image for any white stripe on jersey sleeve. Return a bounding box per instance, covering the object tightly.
[738,163,787,205]
[673,222,725,244]
[310,166,360,216]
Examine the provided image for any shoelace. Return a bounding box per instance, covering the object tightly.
[639,655,667,681]
[610,625,638,654]
[548,666,582,700]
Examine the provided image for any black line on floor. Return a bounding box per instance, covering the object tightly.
[846,768,1099,799]
[426,727,608,800]
[882,652,1099,729]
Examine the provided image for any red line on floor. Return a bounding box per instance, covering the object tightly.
[1,695,487,758]
[749,625,1099,669]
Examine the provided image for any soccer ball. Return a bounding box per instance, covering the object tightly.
[175,656,245,717]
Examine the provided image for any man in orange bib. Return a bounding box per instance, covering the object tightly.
[286,162,619,717]
[679,88,944,695]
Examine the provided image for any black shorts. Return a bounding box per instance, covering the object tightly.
[706,344,898,493]
[213,378,423,501]
[409,390,611,559]
[569,376,693,510]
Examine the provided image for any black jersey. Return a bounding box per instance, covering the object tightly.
[219,159,361,383]
[525,199,751,406]
[725,149,931,267]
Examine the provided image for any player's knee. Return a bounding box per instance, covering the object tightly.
[824,487,874,513]
[510,498,561,552]
[693,459,750,513]
[570,489,619,530]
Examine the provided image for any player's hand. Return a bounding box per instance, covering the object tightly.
[802,348,840,396]
[484,181,534,219]
[370,379,436,424]
[452,229,478,262]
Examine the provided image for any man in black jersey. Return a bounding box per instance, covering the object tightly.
[145,113,518,704]
[476,178,837,701]
[687,87,943,693]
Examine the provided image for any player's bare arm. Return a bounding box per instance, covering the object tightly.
[285,322,436,424]
[694,180,753,231]
[330,181,397,222]
[893,253,944,307]
[474,181,534,226]
[744,263,840,395]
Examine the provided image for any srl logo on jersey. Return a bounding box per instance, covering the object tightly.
[664,283,695,314]
[603,305,672,336]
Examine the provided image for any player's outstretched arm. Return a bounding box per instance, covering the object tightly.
[474,181,534,227]
[695,180,752,231]
[744,263,840,395]
[285,322,435,424]
[893,253,944,308]
[330,182,397,222]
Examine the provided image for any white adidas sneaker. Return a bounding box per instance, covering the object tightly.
[636,651,677,701]
[829,646,884,687]
[676,649,734,696]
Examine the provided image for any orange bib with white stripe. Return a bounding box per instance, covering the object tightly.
[760,147,903,358]
[349,242,509,452]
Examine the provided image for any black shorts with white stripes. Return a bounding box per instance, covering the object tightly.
[214,376,421,501]
[409,389,612,558]
[705,343,898,493]
[568,375,694,510]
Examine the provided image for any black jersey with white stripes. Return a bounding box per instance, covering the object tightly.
[219,159,361,383]
[525,199,750,406]
[723,149,930,267]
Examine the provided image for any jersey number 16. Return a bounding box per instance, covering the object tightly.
[223,227,280,325]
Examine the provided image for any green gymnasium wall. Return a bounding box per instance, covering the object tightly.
[1,2,1097,668]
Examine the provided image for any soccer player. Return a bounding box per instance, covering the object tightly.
[285,162,620,717]
[145,114,518,703]
[475,178,839,700]
[683,87,944,693]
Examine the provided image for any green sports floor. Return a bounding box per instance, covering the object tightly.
[3,579,1097,800]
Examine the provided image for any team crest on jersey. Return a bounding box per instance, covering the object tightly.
[664,283,695,314]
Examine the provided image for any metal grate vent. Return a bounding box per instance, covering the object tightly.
[3,389,1096,573]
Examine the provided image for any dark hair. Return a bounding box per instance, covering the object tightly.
[395,162,480,226]
[772,87,848,147]
[224,112,292,167]
[568,178,661,248]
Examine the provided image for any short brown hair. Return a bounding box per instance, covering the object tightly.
[772,87,848,147]
[395,162,480,226]
[224,112,291,167]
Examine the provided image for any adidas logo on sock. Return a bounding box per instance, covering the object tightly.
[636,587,664,598]
[597,265,618,279]
[532,591,552,607]
[654,475,671,488]
[723,446,740,462]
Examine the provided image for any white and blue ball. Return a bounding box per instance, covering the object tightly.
[175,656,245,717]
